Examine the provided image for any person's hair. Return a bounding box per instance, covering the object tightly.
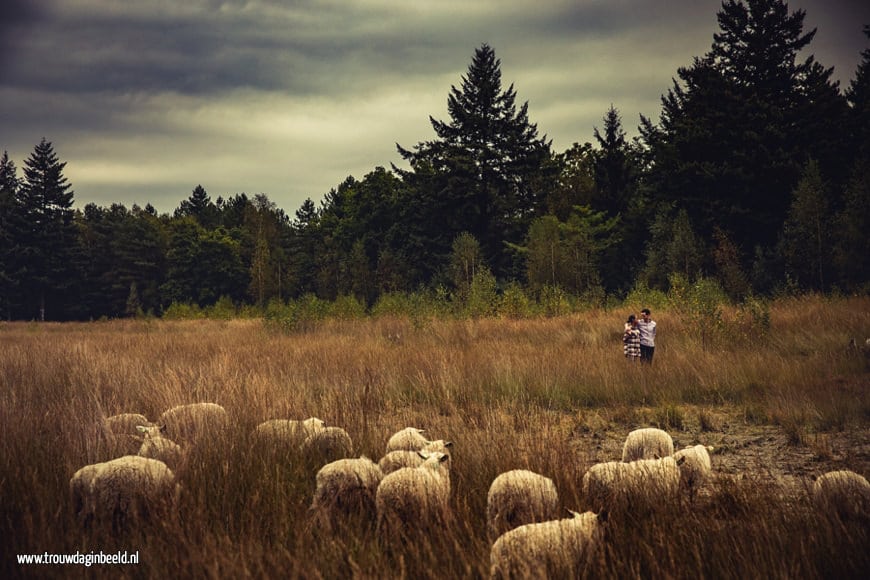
[641,308,651,315]
[627,314,636,323]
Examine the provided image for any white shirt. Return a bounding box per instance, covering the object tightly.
[638,319,656,347]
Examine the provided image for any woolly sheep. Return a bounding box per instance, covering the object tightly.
[487,469,560,542]
[378,451,424,475]
[254,417,326,449]
[157,403,228,445]
[385,427,432,452]
[137,427,184,471]
[310,456,383,531]
[70,455,178,529]
[673,444,714,498]
[621,427,674,462]
[101,413,153,455]
[490,510,603,579]
[812,470,870,520]
[103,413,151,435]
[582,457,681,513]
[378,440,454,475]
[376,450,451,533]
[300,426,354,466]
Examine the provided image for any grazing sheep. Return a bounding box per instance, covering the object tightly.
[310,456,383,531]
[490,510,603,579]
[420,439,453,455]
[101,413,153,455]
[582,457,681,513]
[812,470,870,520]
[376,451,451,534]
[103,413,151,435]
[254,417,326,449]
[378,440,454,475]
[674,445,714,499]
[70,456,178,529]
[70,464,102,523]
[137,427,184,471]
[385,427,432,452]
[300,426,354,466]
[621,427,674,462]
[157,403,228,445]
[487,469,560,542]
[379,451,425,475]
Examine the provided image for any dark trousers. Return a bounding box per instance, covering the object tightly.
[640,345,655,364]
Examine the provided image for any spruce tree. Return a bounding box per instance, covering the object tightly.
[397,44,554,279]
[287,198,320,297]
[846,26,870,160]
[830,27,870,291]
[17,139,79,320]
[591,106,644,293]
[641,0,846,263]
[175,184,219,228]
[0,152,23,319]
[592,106,636,216]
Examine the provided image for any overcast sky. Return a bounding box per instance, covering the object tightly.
[2,0,867,216]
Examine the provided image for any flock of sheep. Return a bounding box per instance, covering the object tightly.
[72,403,870,577]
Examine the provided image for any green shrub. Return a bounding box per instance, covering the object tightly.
[499,282,533,319]
[206,295,237,320]
[465,267,498,318]
[624,280,669,311]
[163,302,204,320]
[537,285,570,317]
[332,294,366,320]
[669,274,729,351]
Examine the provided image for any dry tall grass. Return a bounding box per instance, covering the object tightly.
[1,295,868,578]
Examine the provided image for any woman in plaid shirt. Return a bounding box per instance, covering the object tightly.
[623,314,641,361]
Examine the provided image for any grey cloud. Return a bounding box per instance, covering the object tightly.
[0,0,48,73]
[2,0,868,215]
[3,2,481,98]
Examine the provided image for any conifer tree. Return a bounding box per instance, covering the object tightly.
[591,106,645,293]
[397,44,554,279]
[780,160,832,291]
[17,139,79,320]
[641,0,846,260]
[287,198,320,297]
[592,105,637,216]
[0,152,23,319]
[846,26,870,160]
[175,184,219,228]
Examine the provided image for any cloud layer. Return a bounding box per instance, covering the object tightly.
[2,0,867,214]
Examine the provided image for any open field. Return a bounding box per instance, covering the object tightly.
[1,295,869,578]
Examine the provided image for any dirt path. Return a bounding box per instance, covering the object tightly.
[569,407,870,500]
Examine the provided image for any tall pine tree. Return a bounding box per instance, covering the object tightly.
[17,139,79,320]
[397,44,554,280]
[640,0,846,264]
[175,184,219,228]
[0,152,24,319]
[591,106,644,293]
[846,26,870,160]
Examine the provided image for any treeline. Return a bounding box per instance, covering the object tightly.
[1,0,868,321]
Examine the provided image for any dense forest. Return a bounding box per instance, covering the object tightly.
[1,0,868,321]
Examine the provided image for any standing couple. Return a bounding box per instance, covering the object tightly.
[623,308,656,363]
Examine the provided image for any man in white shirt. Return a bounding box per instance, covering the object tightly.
[638,308,656,364]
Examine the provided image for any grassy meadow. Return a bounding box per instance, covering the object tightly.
[1,294,869,578]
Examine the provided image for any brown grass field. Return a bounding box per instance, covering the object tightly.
[1,294,869,578]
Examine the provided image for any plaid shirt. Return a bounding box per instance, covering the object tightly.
[623,323,641,358]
